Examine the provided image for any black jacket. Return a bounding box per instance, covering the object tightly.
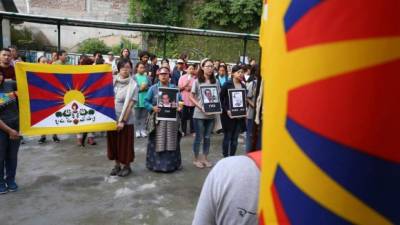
[220,80,246,132]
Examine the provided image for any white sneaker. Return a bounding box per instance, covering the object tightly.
[135,131,141,138]
[141,130,147,137]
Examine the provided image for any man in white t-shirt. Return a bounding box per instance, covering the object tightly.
[192,153,260,225]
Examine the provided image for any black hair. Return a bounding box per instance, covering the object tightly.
[37,56,46,63]
[1,48,11,52]
[139,51,150,60]
[120,48,130,58]
[158,66,171,73]
[243,64,252,72]
[179,52,188,60]
[57,50,66,57]
[79,55,94,65]
[198,59,216,84]
[231,65,243,74]
[218,64,227,73]
[150,54,157,61]
[161,58,169,64]
[117,58,132,72]
[135,61,146,69]
[95,57,105,65]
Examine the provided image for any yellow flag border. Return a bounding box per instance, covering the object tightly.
[15,62,117,136]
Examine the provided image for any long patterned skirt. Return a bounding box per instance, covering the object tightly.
[146,121,181,172]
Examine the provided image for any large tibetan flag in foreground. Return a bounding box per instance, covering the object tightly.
[258,0,400,225]
[16,63,117,135]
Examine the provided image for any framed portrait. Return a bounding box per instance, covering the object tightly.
[157,87,179,121]
[228,88,247,118]
[200,85,222,114]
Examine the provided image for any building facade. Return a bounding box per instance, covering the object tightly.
[12,0,142,51]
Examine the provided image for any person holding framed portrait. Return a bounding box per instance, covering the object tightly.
[220,65,247,157]
[157,87,179,121]
[144,67,183,173]
[189,59,220,168]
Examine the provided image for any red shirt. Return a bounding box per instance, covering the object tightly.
[0,65,16,80]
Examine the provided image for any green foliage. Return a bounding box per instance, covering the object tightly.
[194,0,262,32]
[129,0,185,26]
[78,38,111,54]
[11,26,44,50]
[129,0,261,61]
[111,37,139,55]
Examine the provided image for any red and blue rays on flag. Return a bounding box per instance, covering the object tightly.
[284,0,400,51]
[263,0,400,224]
[26,71,115,126]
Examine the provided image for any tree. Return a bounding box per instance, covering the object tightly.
[78,38,111,54]
[194,0,262,32]
[129,0,185,26]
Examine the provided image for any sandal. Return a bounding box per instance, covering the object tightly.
[202,160,213,168]
[118,166,132,177]
[110,165,121,176]
[193,161,204,169]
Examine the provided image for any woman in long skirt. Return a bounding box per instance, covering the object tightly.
[107,58,138,177]
[144,67,183,172]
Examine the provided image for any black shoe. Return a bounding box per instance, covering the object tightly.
[118,166,131,177]
[38,137,46,144]
[110,165,121,176]
[52,135,60,143]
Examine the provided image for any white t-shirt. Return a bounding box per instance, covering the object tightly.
[192,156,260,225]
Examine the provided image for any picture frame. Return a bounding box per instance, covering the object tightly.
[228,88,247,118]
[157,87,179,121]
[200,85,222,114]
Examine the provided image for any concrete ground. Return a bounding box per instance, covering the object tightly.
[0,133,246,225]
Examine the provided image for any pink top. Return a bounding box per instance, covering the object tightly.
[178,74,196,107]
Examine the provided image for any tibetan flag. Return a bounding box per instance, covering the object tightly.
[15,62,117,135]
[258,1,400,225]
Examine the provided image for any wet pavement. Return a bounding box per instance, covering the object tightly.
[0,133,246,225]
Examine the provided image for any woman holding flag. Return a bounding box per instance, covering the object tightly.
[107,58,139,177]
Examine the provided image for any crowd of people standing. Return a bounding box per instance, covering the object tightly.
[0,46,262,194]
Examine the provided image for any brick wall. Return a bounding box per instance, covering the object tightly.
[30,0,86,11]
[14,0,130,22]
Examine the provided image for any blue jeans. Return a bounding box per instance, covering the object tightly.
[193,119,215,157]
[0,120,20,185]
[245,119,262,152]
[222,121,242,157]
